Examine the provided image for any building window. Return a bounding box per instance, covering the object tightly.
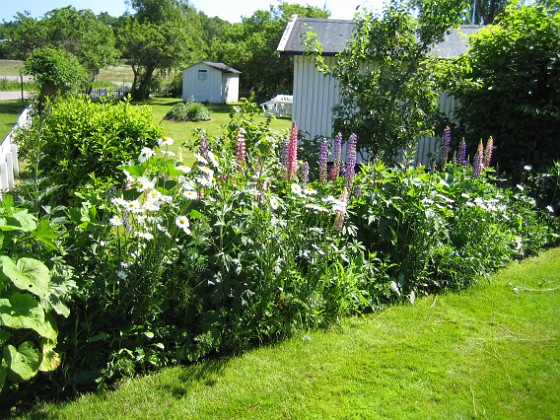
[198,70,207,81]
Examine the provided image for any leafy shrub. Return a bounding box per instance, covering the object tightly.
[14,95,162,206]
[24,47,89,106]
[453,1,560,173]
[164,101,211,122]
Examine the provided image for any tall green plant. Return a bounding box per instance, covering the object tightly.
[0,195,72,395]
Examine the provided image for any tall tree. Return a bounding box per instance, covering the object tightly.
[6,7,119,80]
[119,0,205,100]
[211,3,329,101]
[471,0,510,24]
[309,0,471,160]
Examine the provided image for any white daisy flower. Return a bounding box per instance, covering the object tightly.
[207,151,220,167]
[270,196,279,210]
[109,216,123,226]
[175,215,191,234]
[194,153,208,165]
[158,136,174,146]
[137,176,155,192]
[291,183,302,195]
[139,147,156,163]
[184,190,198,200]
[176,165,192,173]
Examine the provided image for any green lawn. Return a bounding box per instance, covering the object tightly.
[18,247,560,419]
[145,97,292,156]
[0,100,28,140]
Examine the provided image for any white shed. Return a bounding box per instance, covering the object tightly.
[182,61,240,104]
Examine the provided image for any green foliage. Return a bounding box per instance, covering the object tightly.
[352,158,556,298]
[5,7,119,79]
[0,195,73,396]
[164,101,211,122]
[24,47,88,105]
[119,1,206,100]
[453,0,560,173]
[309,0,470,161]
[210,3,330,101]
[14,96,162,206]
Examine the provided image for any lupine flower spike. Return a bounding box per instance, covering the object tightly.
[473,140,484,178]
[329,132,343,180]
[286,121,298,180]
[483,136,494,168]
[236,128,247,170]
[319,138,329,183]
[441,126,451,166]
[345,133,358,189]
[301,162,310,185]
[455,138,468,166]
[333,189,349,232]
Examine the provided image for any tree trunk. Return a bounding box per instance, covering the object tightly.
[132,66,155,100]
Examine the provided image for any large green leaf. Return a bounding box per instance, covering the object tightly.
[39,341,61,372]
[1,256,50,299]
[34,219,60,252]
[0,211,38,232]
[4,342,41,382]
[0,293,57,340]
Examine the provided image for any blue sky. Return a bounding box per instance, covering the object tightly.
[0,0,384,22]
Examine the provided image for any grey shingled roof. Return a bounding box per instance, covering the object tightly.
[277,15,482,58]
[199,61,241,74]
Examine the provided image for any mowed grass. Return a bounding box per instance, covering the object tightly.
[20,247,560,419]
[0,100,28,140]
[145,97,292,157]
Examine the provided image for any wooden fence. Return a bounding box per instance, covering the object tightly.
[0,106,30,193]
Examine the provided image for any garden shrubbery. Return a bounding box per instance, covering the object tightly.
[164,101,211,122]
[3,98,559,404]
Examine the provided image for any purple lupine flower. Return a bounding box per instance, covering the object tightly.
[345,133,358,189]
[280,136,289,166]
[199,137,209,159]
[441,126,451,166]
[236,128,247,169]
[340,163,347,178]
[455,138,468,166]
[353,186,363,199]
[483,136,494,169]
[301,161,310,185]
[286,121,298,180]
[329,132,343,180]
[319,138,329,183]
[473,140,484,178]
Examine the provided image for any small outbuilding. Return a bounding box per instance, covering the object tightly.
[182,61,240,104]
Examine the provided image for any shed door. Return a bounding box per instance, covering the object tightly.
[196,69,208,102]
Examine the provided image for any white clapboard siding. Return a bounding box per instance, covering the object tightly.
[0,106,30,193]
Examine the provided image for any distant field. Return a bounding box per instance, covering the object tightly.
[0,59,25,76]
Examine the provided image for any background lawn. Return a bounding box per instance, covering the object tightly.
[17,247,560,419]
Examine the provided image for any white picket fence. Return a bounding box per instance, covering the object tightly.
[0,106,30,193]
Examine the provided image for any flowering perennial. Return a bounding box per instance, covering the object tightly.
[236,128,247,169]
[473,140,484,178]
[483,136,494,168]
[345,133,358,189]
[319,138,329,183]
[441,126,451,166]
[329,132,343,180]
[455,138,468,166]
[286,121,298,180]
[301,161,310,185]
